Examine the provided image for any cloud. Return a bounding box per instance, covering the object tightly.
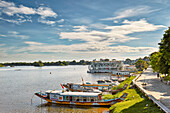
[60,19,165,45]
[101,6,159,20]
[24,41,43,45]
[0,1,57,17]
[13,41,158,56]
[14,19,163,54]
[0,16,32,24]
[38,18,56,25]
[37,6,57,18]
[105,19,166,34]
[57,19,64,23]
[89,23,107,29]
[73,25,88,32]
[0,44,5,46]
[8,31,29,39]
[0,34,6,37]
[72,18,92,24]
[0,0,58,25]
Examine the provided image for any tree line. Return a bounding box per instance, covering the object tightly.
[0,60,91,67]
[124,57,150,71]
[150,27,170,75]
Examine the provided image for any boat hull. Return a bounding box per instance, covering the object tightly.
[35,93,122,106]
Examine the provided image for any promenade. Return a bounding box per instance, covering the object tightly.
[136,67,170,110]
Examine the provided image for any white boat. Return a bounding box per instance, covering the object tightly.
[88,59,123,73]
[35,90,128,106]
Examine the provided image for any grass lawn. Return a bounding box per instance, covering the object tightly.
[164,76,170,81]
[112,76,136,90]
[107,75,164,113]
[109,88,163,113]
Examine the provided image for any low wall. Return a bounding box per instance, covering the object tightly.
[133,75,170,113]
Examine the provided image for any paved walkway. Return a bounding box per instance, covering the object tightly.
[136,67,170,110]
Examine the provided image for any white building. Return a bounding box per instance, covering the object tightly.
[88,59,125,73]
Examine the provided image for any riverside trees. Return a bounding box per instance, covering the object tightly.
[150,27,170,75]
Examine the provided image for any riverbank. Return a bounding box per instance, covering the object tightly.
[136,67,170,111]
[109,74,164,113]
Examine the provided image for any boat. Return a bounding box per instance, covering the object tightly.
[35,90,128,106]
[63,83,113,92]
[87,59,131,77]
[111,84,128,94]
[88,59,124,73]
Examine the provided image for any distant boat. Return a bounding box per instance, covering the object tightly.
[35,90,128,106]
[14,69,21,71]
[63,83,114,92]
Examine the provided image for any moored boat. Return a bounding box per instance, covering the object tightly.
[35,90,128,106]
[63,83,113,92]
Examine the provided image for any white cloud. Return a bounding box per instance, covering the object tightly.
[0,1,57,17]
[57,19,64,23]
[105,19,166,34]
[38,18,56,25]
[89,23,107,29]
[0,34,6,37]
[0,0,58,24]
[24,41,43,45]
[101,6,159,20]
[60,19,165,45]
[0,44,5,46]
[0,16,32,24]
[37,6,57,18]
[113,20,118,23]
[8,31,29,39]
[73,25,88,32]
[12,41,158,54]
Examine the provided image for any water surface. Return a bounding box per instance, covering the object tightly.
[0,66,110,113]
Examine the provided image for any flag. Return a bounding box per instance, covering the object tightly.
[81,77,84,82]
[60,84,64,89]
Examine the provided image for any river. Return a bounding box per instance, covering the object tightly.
[0,65,110,113]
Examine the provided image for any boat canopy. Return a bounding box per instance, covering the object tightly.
[60,92,101,97]
[45,90,61,94]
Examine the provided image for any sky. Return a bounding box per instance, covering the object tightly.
[0,0,169,62]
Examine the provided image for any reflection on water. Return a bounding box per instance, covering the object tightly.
[36,103,109,113]
[0,66,110,113]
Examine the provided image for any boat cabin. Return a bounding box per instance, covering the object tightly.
[45,90,102,102]
[63,83,112,92]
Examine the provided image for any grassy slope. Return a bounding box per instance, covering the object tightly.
[113,76,136,90]
[164,76,170,81]
[108,75,163,113]
[109,88,163,113]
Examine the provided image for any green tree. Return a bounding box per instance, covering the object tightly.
[158,27,170,75]
[125,58,132,65]
[0,64,4,67]
[33,60,44,67]
[135,58,148,71]
[150,52,161,72]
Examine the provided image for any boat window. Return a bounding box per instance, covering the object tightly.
[72,97,76,101]
[91,97,94,102]
[83,97,87,102]
[94,97,98,102]
[76,97,80,102]
[79,97,83,102]
[66,96,69,101]
[87,97,90,102]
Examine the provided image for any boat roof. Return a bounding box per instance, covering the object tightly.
[60,92,101,97]
[45,90,61,94]
[65,83,110,87]
[46,90,101,96]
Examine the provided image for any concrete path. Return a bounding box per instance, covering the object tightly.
[136,67,170,110]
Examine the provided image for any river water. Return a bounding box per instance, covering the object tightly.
[0,65,110,113]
